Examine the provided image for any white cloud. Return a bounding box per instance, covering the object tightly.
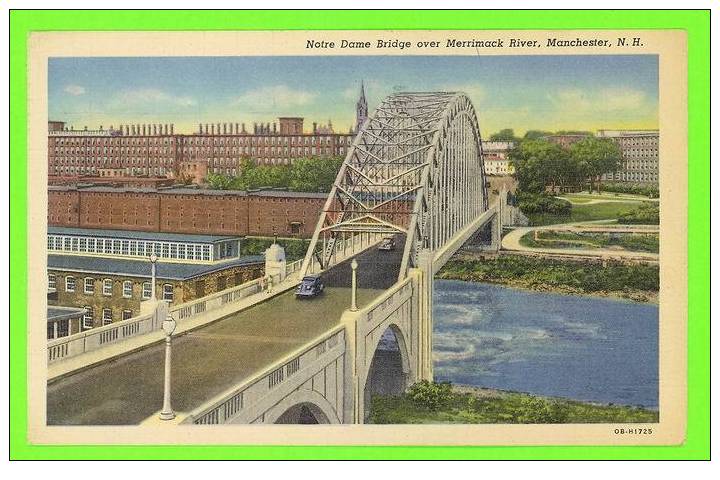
[548,87,648,113]
[109,88,197,108]
[64,84,86,96]
[233,85,318,110]
[440,83,487,103]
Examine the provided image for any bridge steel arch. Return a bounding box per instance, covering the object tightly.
[299,92,489,281]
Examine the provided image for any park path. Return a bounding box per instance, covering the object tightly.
[501,221,659,261]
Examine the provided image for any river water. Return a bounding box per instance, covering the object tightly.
[433,280,659,408]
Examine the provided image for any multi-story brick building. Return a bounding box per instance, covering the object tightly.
[47,85,369,185]
[46,227,265,330]
[48,186,328,238]
[596,129,659,185]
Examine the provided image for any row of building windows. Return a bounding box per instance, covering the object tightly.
[52,156,171,165]
[53,147,173,155]
[81,306,134,330]
[51,135,352,147]
[51,273,174,301]
[52,166,170,176]
[47,235,213,261]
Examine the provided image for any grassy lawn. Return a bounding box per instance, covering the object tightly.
[561,191,653,202]
[519,230,659,253]
[437,255,659,301]
[528,200,644,226]
[369,383,658,424]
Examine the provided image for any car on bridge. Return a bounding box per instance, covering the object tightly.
[296,275,325,299]
[379,237,396,251]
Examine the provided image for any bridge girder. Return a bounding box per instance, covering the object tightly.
[300,92,488,280]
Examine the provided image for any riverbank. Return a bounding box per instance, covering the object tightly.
[437,254,659,303]
[368,382,658,424]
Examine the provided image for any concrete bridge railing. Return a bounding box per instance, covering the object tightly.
[169,276,265,322]
[47,309,159,363]
[182,326,346,425]
[47,274,275,365]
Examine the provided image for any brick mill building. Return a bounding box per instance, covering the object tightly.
[47,85,370,185]
[48,186,328,238]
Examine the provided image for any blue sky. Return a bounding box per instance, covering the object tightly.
[49,55,658,136]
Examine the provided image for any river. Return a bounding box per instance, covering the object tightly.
[432,280,659,408]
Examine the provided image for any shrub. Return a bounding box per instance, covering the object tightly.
[514,396,570,423]
[601,183,659,199]
[517,192,571,216]
[617,203,660,225]
[407,380,454,411]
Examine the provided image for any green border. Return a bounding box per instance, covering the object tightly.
[9,9,710,460]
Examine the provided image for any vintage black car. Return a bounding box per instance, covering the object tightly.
[378,237,396,251]
[295,275,325,298]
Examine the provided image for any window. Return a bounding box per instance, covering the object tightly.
[142,282,152,299]
[102,308,113,325]
[122,280,133,298]
[162,284,174,302]
[48,273,56,290]
[82,306,94,330]
[102,278,113,296]
[122,310,133,321]
[83,277,94,294]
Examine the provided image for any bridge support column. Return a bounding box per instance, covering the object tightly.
[340,309,362,424]
[417,250,434,381]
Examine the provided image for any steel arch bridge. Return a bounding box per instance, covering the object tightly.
[300,92,489,281]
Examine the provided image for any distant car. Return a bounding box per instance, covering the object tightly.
[296,275,325,299]
[379,237,396,251]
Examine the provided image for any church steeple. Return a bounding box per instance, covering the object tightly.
[356,80,368,132]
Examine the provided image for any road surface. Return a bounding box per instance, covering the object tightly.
[47,237,405,425]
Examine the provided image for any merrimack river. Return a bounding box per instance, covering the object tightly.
[433,280,659,408]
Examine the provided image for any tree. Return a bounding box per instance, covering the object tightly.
[288,156,343,192]
[523,130,553,140]
[509,139,572,193]
[570,137,622,193]
[489,128,518,142]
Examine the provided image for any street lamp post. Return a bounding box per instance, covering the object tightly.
[149,253,158,300]
[159,312,177,421]
[350,259,358,311]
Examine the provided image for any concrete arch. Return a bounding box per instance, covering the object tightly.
[261,388,341,425]
[364,322,412,382]
[361,323,414,421]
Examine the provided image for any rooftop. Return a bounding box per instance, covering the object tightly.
[48,226,240,244]
[48,185,329,199]
[47,254,264,281]
[47,306,86,323]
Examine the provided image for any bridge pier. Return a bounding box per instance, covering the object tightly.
[416,251,434,381]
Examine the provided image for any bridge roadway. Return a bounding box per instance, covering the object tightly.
[47,236,405,425]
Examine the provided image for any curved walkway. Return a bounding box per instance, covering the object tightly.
[501,221,659,261]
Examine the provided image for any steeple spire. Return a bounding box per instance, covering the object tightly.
[355,80,368,132]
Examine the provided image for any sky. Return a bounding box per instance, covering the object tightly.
[49,55,658,137]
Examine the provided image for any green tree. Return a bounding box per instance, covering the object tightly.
[509,139,571,193]
[523,130,553,140]
[288,156,343,192]
[570,137,622,193]
[489,128,518,142]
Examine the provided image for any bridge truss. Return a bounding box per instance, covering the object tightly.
[299,92,488,280]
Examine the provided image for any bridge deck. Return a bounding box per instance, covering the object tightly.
[47,237,404,425]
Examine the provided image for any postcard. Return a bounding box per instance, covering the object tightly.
[24,28,688,448]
